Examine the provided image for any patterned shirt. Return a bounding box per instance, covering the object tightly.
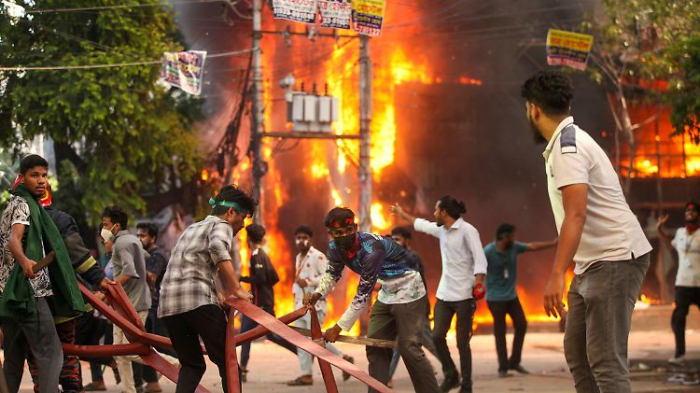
[316,232,426,331]
[158,215,237,318]
[293,246,329,313]
[0,196,52,297]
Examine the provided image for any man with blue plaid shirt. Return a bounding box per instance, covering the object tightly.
[158,185,255,393]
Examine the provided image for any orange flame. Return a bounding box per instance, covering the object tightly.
[623,106,700,178]
[243,5,487,334]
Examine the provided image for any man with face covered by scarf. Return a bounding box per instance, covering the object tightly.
[657,201,700,365]
[304,208,440,393]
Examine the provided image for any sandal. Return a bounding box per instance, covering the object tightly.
[287,376,313,386]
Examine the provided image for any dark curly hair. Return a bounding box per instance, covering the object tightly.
[212,184,257,216]
[521,69,574,116]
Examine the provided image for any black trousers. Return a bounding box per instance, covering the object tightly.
[239,305,297,368]
[487,298,527,372]
[671,286,700,358]
[143,306,177,383]
[162,305,230,393]
[433,299,475,390]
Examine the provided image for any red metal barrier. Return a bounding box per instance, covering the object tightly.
[223,297,393,393]
[63,283,392,393]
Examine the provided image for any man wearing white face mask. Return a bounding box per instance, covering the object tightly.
[287,225,353,386]
[101,206,152,393]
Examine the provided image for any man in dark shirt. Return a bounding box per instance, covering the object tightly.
[136,222,172,393]
[305,208,440,393]
[386,227,441,388]
[238,224,296,381]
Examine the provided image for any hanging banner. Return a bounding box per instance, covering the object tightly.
[352,0,385,37]
[160,50,207,95]
[546,29,594,71]
[318,0,352,30]
[272,0,318,24]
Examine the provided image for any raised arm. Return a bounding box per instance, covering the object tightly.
[390,203,442,237]
[656,214,675,252]
[390,203,418,224]
[525,237,558,252]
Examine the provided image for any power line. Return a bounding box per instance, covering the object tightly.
[0,48,253,71]
[25,0,222,14]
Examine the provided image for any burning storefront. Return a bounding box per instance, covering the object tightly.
[174,0,697,334]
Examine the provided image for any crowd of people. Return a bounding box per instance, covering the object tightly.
[0,69,694,393]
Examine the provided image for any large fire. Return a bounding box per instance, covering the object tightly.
[228,2,574,337]
[622,106,700,178]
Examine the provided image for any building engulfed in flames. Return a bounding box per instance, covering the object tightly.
[231,4,492,334]
[181,1,700,334]
[615,105,700,304]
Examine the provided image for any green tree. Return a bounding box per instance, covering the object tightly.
[583,0,700,190]
[0,0,202,220]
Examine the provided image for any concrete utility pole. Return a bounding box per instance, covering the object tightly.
[358,35,372,232]
[251,0,264,224]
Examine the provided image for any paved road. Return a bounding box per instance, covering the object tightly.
[11,329,700,392]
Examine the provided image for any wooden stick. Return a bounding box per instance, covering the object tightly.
[290,326,396,349]
[33,251,55,273]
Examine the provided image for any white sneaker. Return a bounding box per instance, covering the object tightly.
[669,356,686,365]
[668,374,685,383]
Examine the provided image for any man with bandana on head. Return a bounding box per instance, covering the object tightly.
[158,185,254,393]
[657,200,700,365]
[304,207,440,393]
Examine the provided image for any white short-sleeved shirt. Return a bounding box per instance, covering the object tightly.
[543,117,652,274]
[672,228,700,287]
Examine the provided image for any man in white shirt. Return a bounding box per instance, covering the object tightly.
[286,225,353,386]
[522,69,652,393]
[657,201,700,364]
[392,197,488,393]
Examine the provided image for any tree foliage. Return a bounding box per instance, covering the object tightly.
[580,0,700,190]
[0,0,203,219]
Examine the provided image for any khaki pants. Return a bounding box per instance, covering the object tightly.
[114,310,179,393]
[564,254,649,393]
